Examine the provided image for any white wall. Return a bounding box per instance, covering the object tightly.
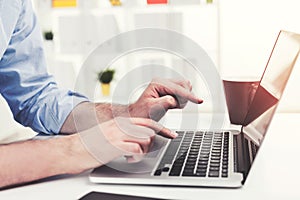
[219,0,300,112]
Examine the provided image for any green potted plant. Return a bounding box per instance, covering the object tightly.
[43,31,54,41]
[97,69,115,96]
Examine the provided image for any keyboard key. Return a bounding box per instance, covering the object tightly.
[212,150,221,154]
[188,152,199,156]
[184,165,195,170]
[196,168,207,173]
[190,146,200,150]
[162,167,170,172]
[222,165,228,169]
[195,131,204,135]
[200,150,210,155]
[210,159,220,163]
[169,166,182,176]
[222,169,228,173]
[210,163,220,167]
[211,152,221,156]
[154,170,162,176]
[208,171,219,177]
[182,169,194,176]
[209,167,220,171]
[169,171,181,176]
[182,172,195,176]
[198,160,208,165]
[186,161,197,166]
[198,158,209,162]
[186,131,194,135]
[211,157,221,162]
[195,172,206,177]
[197,165,207,169]
[176,131,184,135]
[199,153,209,157]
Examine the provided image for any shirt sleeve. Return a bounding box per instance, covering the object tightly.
[0,0,89,134]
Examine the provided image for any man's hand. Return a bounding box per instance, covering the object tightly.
[128,78,203,121]
[79,117,177,164]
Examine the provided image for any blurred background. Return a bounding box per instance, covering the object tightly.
[1,0,300,133]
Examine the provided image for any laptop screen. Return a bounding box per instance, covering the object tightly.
[242,30,300,146]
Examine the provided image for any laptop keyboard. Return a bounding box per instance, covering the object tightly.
[154,131,229,178]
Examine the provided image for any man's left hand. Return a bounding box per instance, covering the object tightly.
[128,78,203,121]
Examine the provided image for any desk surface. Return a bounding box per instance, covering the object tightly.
[1,113,300,200]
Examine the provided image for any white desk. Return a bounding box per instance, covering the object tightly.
[1,113,300,200]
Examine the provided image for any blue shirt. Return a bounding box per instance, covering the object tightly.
[0,0,88,134]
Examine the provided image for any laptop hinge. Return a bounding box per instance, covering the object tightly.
[233,128,251,184]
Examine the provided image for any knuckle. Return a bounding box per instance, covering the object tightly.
[166,96,175,104]
[149,129,156,136]
[144,137,152,145]
[131,143,142,154]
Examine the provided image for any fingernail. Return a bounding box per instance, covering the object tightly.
[127,157,135,163]
[171,131,178,138]
[198,99,204,104]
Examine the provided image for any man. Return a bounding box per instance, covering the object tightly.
[0,0,202,188]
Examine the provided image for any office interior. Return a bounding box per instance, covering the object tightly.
[1,0,300,135]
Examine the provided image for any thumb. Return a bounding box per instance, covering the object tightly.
[148,95,177,121]
[154,95,178,110]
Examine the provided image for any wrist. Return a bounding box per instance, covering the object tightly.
[64,134,101,174]
[128,102,141,118]
[127,103,134,117]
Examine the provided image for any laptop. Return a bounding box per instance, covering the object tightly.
[89,30,300,188]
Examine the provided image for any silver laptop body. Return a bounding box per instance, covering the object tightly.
[90,31,300,188]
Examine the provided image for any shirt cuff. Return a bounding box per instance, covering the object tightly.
[52,91,90,134]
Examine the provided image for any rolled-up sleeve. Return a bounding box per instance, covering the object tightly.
[0,0,88,134]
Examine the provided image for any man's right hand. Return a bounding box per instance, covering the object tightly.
[78,117,177,166]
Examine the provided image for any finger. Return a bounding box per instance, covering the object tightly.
[123,134,152,154]
[120,142,144,155]
[156,95,178,110]
[169,79,192,91]
[165,79,197,107]
[155,95,178,109]
[129,118,178,139]
[113,117,155,153]
[151,95,186,114]
[153,78,191,90]
[120,142,144,163]
[125,155,144,163]
[153,79,203,104]
[148,96,177,121]
[187,80,192,90]
[164,80,191,107]
[115,117,156,139]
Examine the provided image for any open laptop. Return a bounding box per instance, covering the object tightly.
[90,30,300,188]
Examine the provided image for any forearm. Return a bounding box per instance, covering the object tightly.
[0,134,99,189]
[60,102,129,134]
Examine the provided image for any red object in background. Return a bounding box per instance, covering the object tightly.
[147,0,168,4]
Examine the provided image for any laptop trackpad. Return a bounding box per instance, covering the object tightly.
[103,136,168,174]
